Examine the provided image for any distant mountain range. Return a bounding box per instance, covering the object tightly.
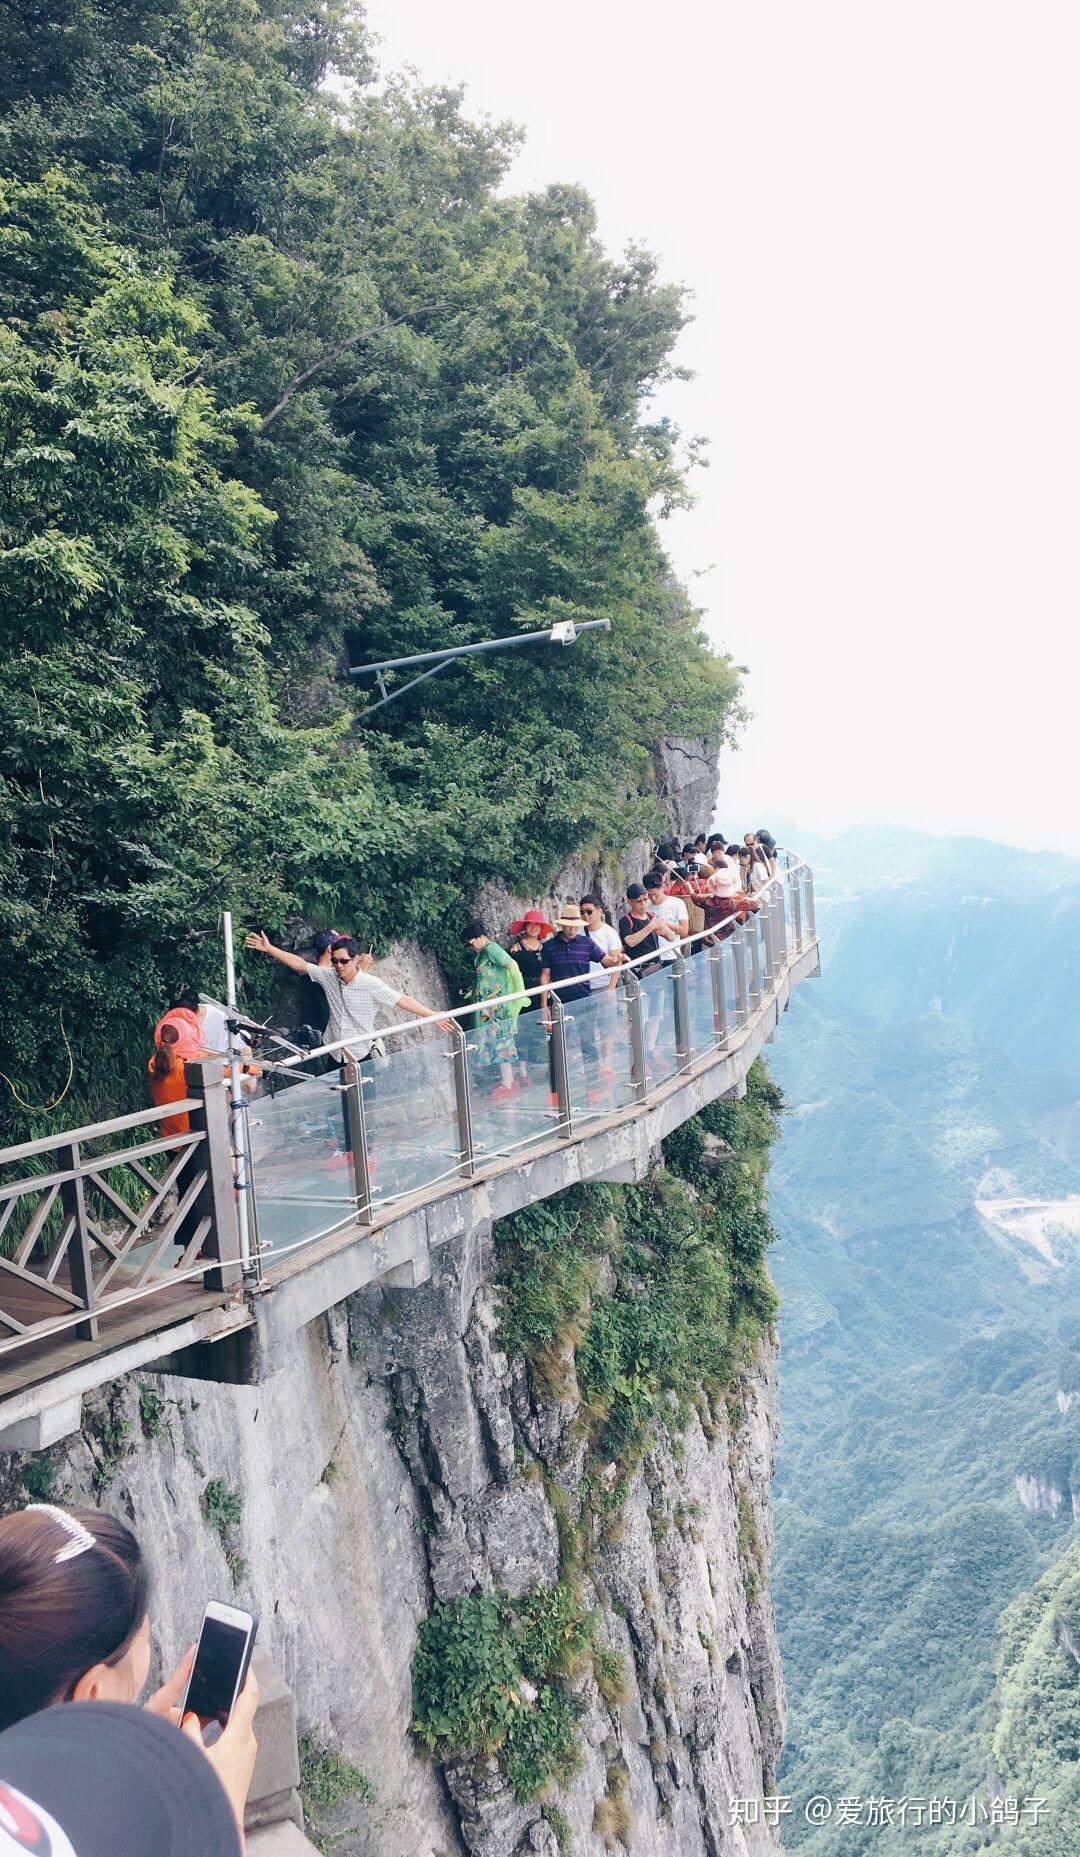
[766,822,1080,1853]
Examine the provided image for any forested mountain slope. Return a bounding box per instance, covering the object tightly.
[767,825,1080,1854]
[0,0,739,1136]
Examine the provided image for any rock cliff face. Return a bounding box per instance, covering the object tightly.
[3,1205,784,1857]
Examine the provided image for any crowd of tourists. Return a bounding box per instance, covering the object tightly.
[230,827,778,1105]
[145,829,778,1113]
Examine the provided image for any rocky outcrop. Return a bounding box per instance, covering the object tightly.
[1014,1472,1068,1518]
[2,1203,784,1857]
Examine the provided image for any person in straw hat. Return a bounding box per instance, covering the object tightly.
[539,902,621,1106]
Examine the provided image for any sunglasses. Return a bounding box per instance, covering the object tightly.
[330,954,354,967]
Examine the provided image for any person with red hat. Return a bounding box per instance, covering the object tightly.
[508,910,555,1086]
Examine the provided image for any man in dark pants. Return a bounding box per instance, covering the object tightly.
[539,902,621,1106]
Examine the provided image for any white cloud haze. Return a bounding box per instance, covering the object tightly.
[368,1,1080,854]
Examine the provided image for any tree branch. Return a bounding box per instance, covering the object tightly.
[256,301,443,431]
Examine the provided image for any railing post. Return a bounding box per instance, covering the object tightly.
[623,971,649,1105]
[709,943,729,1047]
[343,1067,373,1228]
[748,916,765,1010]
[450,1022,476,1180]
[59,1141,97,1340]
[774,883,788,967]
[548,993,573,1138]
[791,871,803,951]
[803,866,817,941]
[671,955,692,1070]
[186,1059,246,1290]
[733,932,750,1025]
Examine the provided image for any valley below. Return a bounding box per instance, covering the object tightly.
[763,823,1080,1853]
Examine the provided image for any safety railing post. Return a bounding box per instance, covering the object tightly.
[450,1022,476,1180]
[709,942,729,1047]
[791,870,803,951]
[672,955,692,1070]
[748,915,765,1010]
[733,932,750,1025]
[186,1058,245,1290]
[804,866,817,941]
[58,1141,98,1341]
[774,883,788,968]
[344,1067,374,1227]
[548,993,573,1138]
[623,971,649,1104]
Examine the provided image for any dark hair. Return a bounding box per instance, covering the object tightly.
[150,1024,180,1080]
[330,936,360,958]
[168,991,199,1013]
[579,894,608,921]
[694,833,707,848]
[462,919,487,942]
[756,829,776,850]
[643,871,664,889]
[655,840,678,862]
[707,834,724,851]
[0,1508,150,1729]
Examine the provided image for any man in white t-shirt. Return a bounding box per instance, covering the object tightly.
[244,931,444,1062]
[645,872,688,961]
[580,894,624,1082]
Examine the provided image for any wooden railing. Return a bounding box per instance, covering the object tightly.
[0,1060,242,1354]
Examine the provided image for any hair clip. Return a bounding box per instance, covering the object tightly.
[26,1504,96,1564]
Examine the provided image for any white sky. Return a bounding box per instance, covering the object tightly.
[366,1,1080,855]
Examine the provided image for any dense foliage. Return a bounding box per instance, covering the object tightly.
[0,0,740,1133]
[993,1538,1080,1856]
[411,1581,595,1801]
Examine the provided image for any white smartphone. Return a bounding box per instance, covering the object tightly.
[181,1600,258,1733]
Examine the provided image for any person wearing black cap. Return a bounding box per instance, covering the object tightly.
[618,884,679,1076]
[0,1696,255,1855]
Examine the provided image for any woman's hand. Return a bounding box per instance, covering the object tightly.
[182,1666,260,1837]
[145,1645,195,1725]
[244,931,271,953]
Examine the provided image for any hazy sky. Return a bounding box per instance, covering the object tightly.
[367,2,1079,854]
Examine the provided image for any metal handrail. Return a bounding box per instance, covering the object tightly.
[277,855,813,1069]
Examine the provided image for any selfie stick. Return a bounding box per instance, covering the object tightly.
[222,912,254,1278]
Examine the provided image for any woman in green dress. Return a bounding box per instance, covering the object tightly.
[463,919,526,1102]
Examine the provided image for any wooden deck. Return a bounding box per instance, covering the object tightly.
[0,1278,241,1405]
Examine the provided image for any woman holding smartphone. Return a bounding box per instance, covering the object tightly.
[0,1503,258,1838]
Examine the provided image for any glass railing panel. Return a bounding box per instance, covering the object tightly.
[468,1002,560,1164]
[637,962,679,1084]
[685,943,717,1058]
[365,1025,462,1209]
[562,984,637,1123]
[247,1067,356,1255]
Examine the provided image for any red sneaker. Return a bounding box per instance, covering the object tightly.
[547,1091,561,1109]
[599,1066,617,1083]
[586,1089,602,1105]
[489,1081,521,1103]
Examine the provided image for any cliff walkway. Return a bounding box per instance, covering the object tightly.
[0,853,818,1449]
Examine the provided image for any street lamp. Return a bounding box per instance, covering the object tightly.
[348,618,612,716]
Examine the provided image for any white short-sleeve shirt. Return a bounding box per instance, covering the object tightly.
[305,963,400,1057]
[587,922,622,989]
